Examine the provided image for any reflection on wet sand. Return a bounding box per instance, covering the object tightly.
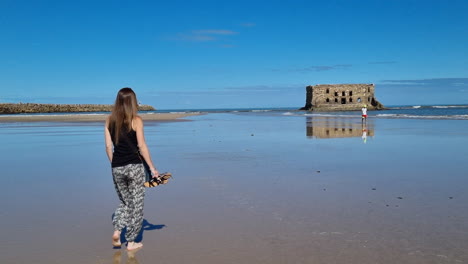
[306,116,374,140]
[113,249,141,264]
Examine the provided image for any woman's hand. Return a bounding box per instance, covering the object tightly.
[150,168,159,178]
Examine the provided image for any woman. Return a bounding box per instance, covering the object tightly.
[104,87,159,251]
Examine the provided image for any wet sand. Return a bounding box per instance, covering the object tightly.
[1,113,468,264]
[0,112,199,122]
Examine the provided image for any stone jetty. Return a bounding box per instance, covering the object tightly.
[0,103,155,114]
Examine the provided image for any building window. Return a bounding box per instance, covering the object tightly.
[341,98,346,104]
[357,97,361,102]
[368,97,371,102]
[335,98,338,103]
[368,87,370,92]
[334,91,338,96]
[342,91,345,96]
[349,98,353,102]
[350,91,353,96]
[326,89,329,94]
[326,98,330,103]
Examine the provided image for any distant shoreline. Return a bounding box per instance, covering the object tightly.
[0,112,200,122]
[0,103,155,114]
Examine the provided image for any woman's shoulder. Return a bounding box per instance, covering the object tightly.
[133,115,143,123]
[132,115,144,130]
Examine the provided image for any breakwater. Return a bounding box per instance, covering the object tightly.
[0,103,155,114]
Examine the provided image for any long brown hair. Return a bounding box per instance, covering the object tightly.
[108,87,139,144]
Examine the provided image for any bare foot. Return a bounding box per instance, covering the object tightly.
[127,242,143,251]
[112,230,122,247]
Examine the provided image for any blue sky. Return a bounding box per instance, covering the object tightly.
[1,0,467,109]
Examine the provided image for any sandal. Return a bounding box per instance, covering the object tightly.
[159,172,173,184]
[144,172,173,187]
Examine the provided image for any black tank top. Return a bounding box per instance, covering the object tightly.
[109,125,142,168]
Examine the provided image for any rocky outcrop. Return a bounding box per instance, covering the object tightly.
[0,103,155,114]
[300,84,384,111]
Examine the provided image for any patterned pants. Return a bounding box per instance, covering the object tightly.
[112,163,146,242]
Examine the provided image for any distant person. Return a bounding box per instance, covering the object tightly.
[104,87,159,251]
[361,105,368,122]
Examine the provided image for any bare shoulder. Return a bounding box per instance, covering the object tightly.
[133,115,144,128]
[134,115,143,123]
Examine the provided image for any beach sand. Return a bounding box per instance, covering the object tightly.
[1,113,468,264]
[0,112,199,122]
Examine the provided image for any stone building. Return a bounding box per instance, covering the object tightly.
[301,84,384,111]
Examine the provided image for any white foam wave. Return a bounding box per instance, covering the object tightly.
[376,114,468,120]
[412,105,421,108]
[432,106,449,109]
[431,105,468,109]
[251,110,272,112]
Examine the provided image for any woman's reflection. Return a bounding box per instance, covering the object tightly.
[113,249,141,264]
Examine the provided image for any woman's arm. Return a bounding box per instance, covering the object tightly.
[133,116,159,177]
[104,117,113,163]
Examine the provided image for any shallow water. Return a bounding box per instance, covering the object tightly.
[1,114,468,263]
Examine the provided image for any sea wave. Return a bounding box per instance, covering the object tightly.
[391,105,468,110]
[251,109,273,112]
[376,114,468,120]
[280,112,468,120]
[429,105,468,109]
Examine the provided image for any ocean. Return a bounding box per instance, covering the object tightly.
[155,104,468,120]
[2,104,468,120]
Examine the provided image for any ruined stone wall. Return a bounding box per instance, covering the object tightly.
[302,84,384,111]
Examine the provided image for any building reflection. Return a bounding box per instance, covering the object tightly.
[306,116,374,140]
